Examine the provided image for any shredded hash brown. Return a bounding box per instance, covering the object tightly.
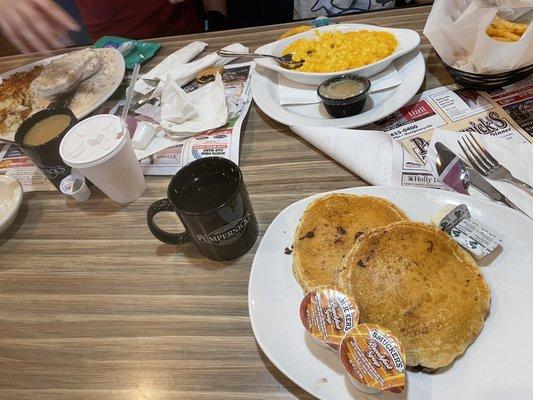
[0,66,43,137]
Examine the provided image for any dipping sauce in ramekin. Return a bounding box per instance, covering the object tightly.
[317,74,370,118]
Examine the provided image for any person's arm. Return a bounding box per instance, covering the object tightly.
[0,0,80,53]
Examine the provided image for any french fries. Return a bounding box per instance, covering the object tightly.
[486,26,520,41]
[492,36,515,42]
[493,16,528,35]
[486,15,529,43]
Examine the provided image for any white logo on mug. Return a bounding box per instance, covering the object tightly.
[39,164,67,179]
[196,212,251,246]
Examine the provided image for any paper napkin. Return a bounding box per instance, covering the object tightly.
[290,126,400,185]
[427,129,533,217]
[278,64,402,106]
[134,41,207,94]
[135,42,248,95]
[167,43,248,88]
[160,73,228,138]
[291,125,532,217]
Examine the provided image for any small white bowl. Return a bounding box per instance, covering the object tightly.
[254,23,420,86]
[0,175,23,234]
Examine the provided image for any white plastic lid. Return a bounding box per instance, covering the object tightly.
[59,114,128,169]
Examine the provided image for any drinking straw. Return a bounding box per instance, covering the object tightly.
[121,63,140,122]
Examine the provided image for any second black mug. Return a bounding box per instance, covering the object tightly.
[147,157,258,261]
[15,107,77,190]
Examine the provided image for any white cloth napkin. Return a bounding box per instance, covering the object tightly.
[160,73,228,138]
[427,129,533,217]
[278,64,402,106]
[134,41,207,94]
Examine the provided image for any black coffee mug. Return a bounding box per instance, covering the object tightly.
[15,107,78,190]
[147,157,258,261]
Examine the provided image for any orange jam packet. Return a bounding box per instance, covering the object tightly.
[299,286,359,351]
[340,323,406,394]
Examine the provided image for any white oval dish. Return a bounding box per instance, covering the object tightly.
[251,50,425,128]
[0,175,23,234]
[254,23,420,86]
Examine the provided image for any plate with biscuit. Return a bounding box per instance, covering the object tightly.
[0,48,125,141]
[248,186,533,399]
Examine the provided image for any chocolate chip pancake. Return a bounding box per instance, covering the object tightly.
[292,194,408,292]
[338,221,491,369]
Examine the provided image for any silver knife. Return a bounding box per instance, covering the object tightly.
[465,165,522,211]
[435,142,524,213]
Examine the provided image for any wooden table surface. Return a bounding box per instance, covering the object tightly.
[0,5,453,399]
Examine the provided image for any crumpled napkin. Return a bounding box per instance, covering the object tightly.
[278,64,402,106]
[137,43,249,98]
[160,73,228,138]
[134,41,207,94]
[167,43,248,88]
[427,128,533,217]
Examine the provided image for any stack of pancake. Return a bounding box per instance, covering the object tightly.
[292,193,490,370]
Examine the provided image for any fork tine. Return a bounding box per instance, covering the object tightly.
[465,133,494,169]
[467,133,499,166]
[463,135,492,171]
[458,138,488,176]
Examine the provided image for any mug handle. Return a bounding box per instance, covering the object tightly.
[147,198,191,245]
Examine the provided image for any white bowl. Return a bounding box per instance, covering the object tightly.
[0,175,23,234]
[254,23,420,86]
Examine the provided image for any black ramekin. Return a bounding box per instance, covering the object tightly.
[317,74,371,118]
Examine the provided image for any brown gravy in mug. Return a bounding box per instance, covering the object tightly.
[23,114,71,146]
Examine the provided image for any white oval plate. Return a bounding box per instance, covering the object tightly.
[251,50,424,128]
[255,24,420,86]
[0,48,125,140]
[249,186,533,400]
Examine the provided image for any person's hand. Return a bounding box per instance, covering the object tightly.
[0,0,80,53]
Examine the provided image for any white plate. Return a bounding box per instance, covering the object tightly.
[0,175,23,234]
[255,24,420,86]
[249,186,533,400]
[0,48,125,140]
[251,50,424,129]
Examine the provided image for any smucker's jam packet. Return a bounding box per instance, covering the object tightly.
[299,286,359,351]
[93,36,161,69]
[299,288,407,394]
[340,323,406,394]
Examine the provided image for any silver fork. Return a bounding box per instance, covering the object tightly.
[458,133,533,191]
[216,50,304,69]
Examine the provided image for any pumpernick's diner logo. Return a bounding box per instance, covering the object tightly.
[196,212,251,246]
